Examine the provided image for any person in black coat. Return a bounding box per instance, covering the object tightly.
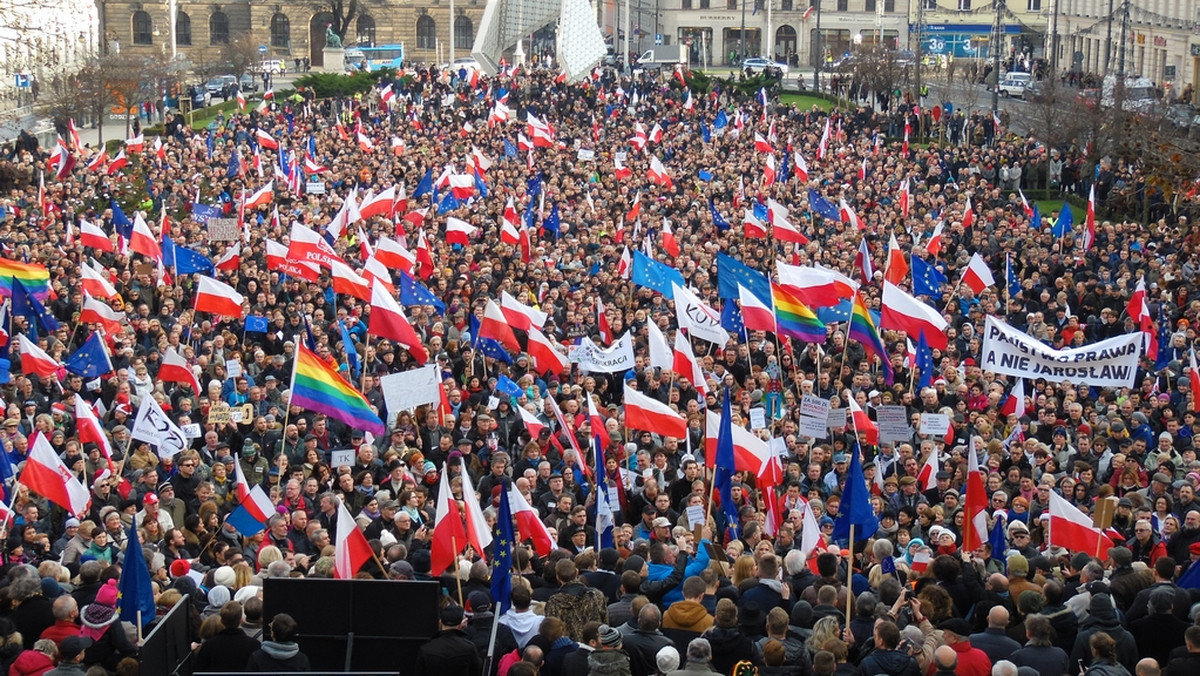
[969,606,1023,664]
[245,613,312,672]
[414,605,482,676]
[703,599,763,676]
[463,592,518,676]
[857,621,920,676]
[1010,615,1070,676]
[621,605,674,676]
[194,602,262,672]
[1129,587,1190,668]
[1124,557,1193,625]
[7,577,53,650]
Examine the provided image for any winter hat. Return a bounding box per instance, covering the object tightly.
[170,559,192,579]
[599,624,622,648]
[234,585,261,605]
[207,585,231,609]
[656,646,680,673]
[80,580,120,640]
[40,577,64,599]
[213,565,237,588]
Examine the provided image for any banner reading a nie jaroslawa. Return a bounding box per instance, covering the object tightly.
[981,316,1141,387]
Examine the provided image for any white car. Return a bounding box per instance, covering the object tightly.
[992,71,1033,98]
[251,60,286,75]
[443,57,481,73]
[742,57,790,77]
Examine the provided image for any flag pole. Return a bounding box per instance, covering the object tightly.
[845,523,855,624]
[451,536,464,607]
[359,332,372,391]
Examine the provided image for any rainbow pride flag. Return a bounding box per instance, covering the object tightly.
[0,259,49,299]
[772,282,826,344]
[848,293,895,384]
[289,343,385,435]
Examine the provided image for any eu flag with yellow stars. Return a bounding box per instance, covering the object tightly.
[12,279,58,333]
[490,480,514,614]
[65,332,113,379]
[716,252,770,305]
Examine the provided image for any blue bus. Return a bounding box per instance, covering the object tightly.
[346,44,405,72]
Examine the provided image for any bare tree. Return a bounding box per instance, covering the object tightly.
[102,53,151,137]
[317,0,360,40]
[223,32,261,80]
[42,56,124,144]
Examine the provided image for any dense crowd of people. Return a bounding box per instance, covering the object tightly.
[0,59,1193,676]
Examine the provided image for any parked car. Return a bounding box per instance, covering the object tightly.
[743,57,790,76]
[238,74,259,93]
[204,75,236,96]
[442,57,481,74]
[250,60,286,74]
[990,72,1033,98]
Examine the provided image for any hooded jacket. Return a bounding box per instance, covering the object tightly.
[662,600,714,633]
[246,640,312,672]
[704,626,762,676]
[500,608,541,649]
[588,647,633,676]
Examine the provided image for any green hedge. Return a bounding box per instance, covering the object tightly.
[291,68,400,99]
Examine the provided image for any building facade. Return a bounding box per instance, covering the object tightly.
[907,0,1048,66]
[1056,0,1198,98]
[651,0,909,68]
[99,0,484,68]
[0,0,101,115]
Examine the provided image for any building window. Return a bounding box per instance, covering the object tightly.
[865,0,876,11]
[270,13,290,48]
[683,0,693,8]
[836,0,847,10]
[356,15,376,45]
[958,0,970,9]
[416,15,436,49]
[781,0,793,9]
[922,0,936,8]
[132,10,153,45]
[176,10,191,45]
[1027,0,1041,9]
[884,0,894,10]
[727,0,737,10]
[210,11,229,44]
[700,0,710,7]
[454,15,473,49]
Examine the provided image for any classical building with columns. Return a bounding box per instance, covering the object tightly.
[98,0,484,68]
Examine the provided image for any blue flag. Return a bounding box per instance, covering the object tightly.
[474,170,489,199]
[716,252,771,304]
[542,204,560,238]
[916,331,934,390]
[832,444,879,542]
[1052,202,1074,237]
[1179,558,1200,590]
[491,483,515,613]
[880,556,897,575]
[438,190,461,214]
[778,152,790,183]
[523,198,537,230]
[752,201,769,222]
[495,374,523,399]
[64,333,113,379]
[698,170,713,181]
[190,203,222,224]
[713,110,728,129]
[1155,307,1173,372]
[1006,255,1021,299]
[594,437,615,550]
[339,320,360,380]
[162,235,215,275]
[469,315,513,364]
[808,189,840,222]
[701,122,711,143]
[504,138,518,158]
[1031,203,1042,230]
[721,301,744,336]
[715,389,740,538]
[12,279,58,333]
[110,200,132,241]
[989,512,1009,561]
[912,257,946,297]
[206,133,214,160]
[710,200,731,232]
[226,149,240,179]
[118,515,156,628]
[527,173,543,198]
[399,272,446,314]
[413,169,434,199]
[244,315,270,333]
[631,251,685,300]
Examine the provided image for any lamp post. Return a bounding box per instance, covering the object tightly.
[813,0,822,89]
[740,0,747,65]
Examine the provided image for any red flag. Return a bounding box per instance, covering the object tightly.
[369,284,429,364]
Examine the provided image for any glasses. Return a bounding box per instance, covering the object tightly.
[1135,528,1151,533]
[181,463,195,468]
[1013,533,1029,539]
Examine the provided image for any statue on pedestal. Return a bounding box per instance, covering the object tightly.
[324,25,343,49]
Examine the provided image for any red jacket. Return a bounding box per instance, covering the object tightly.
[927,641,991,676]
[38,620,80,647]
[9,649,54,676]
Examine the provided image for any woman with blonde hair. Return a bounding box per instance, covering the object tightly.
[731,555,758,589]
[257,545,283,573]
